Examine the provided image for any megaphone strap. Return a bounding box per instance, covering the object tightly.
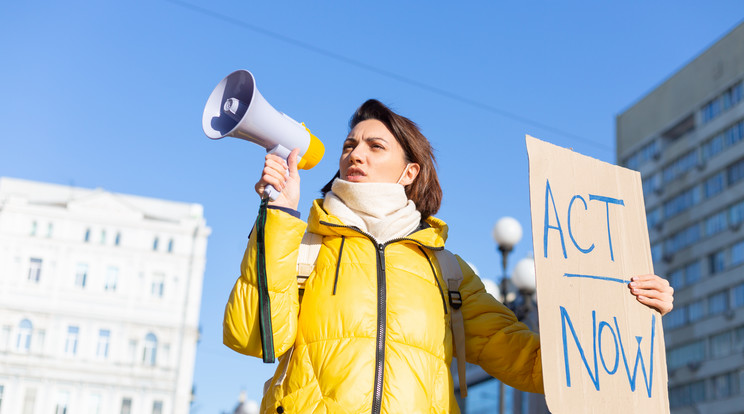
[256,197,276,363]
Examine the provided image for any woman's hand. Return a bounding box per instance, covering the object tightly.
[628,274,674,316]
[254,148,301,210]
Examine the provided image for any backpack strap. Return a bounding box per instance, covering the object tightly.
[434,249,468,399]
[296,231,323,291]
[268,231,322,392]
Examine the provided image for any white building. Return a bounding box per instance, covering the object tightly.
[0,177,210,414]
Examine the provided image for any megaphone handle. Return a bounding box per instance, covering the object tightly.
[263,145,294,201]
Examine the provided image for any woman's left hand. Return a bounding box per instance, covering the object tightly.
[629,274,674,316]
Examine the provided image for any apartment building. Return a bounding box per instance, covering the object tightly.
[616,22,744,414]
[0,177,210,413]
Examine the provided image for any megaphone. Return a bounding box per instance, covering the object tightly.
[202,70,325,200]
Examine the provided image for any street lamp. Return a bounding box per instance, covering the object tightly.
[492,216,523,306]
[492,217,524,414]
[511,256,537,323]
[492,218,547,414]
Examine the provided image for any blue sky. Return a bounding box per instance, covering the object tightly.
[1,1,742,412]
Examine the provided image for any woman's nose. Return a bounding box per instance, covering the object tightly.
[349,146,365,163]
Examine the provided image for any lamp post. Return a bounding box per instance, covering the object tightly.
[492,217,522,414]
[511,256,541,414]
[492,217,544,414]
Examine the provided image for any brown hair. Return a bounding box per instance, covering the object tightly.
[322,99,442,219]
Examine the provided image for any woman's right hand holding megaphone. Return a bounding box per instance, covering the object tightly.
[255,148,301,210]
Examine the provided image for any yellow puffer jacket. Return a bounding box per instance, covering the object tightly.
[224,200,543,414]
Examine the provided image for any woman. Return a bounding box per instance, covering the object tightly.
[223,99,674,414]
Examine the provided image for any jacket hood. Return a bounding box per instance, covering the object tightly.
[306,198,448,248]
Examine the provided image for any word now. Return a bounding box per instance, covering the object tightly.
[561,306,656,397]
[543,179,625,261]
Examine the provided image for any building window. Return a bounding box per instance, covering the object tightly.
[625,139,660,170]
[128,339,137,362]
[702,83,742,124]
[668,269,684,290]
[704,171,726,199]
[724,119,744,147]
[97,329,110,358]
[153,237,159,251]
[688,300,706,322]
[84,228,91,242]
[151,273,165,298]
[1,325,10,350]
[100,230,107,245]
[121,398,132,414]
[167,238,174,253]
[16,319,32,351]
[702,133,724,161]
[664,304,688,329]
[64,326,79,356]
[36,329,45,352]
[54,391,69,414]
[161,344,170,367]
[664,186,701,219]
[642,173,661,197]
[728,158,744,187]
[708,291,729,316]
[705,210,728,237]
[650,243,662,263]
[730,199,744,226]
[702,81,744,124]
[674,380,706,408]
[30,220,37,236]
[646,207,662,230]
[23,388,37,414]
[143,333,158,366]
[663,149,698,184]
[709,250,726,275]
[47,223,53,238]
[27,258,42,283]
[685,261,701,285]
[665,224,701,255]
[88,394,101,414]
[723,82,744,111]
[731,240,744,267]
[115,232,121,246]
[712,371,738,400]
[710,331,732,358]
[105,266,119,292]
[733,283,744,308]
[668,339,705,369]
[75,263,88,288]
[0,384,4,412]
[735,326,744,353]
[153,400,163,414]
[702,97,722,124]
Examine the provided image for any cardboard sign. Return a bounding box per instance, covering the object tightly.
[526,136,669,414]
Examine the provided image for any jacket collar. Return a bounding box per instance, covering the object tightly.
[307,199,447,249]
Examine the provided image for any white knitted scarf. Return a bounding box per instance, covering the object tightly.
[323,178,422,244]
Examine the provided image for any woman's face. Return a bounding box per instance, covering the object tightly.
[339,119,419,185]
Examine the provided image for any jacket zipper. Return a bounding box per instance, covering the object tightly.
[372,242,386,414]
[319,221,442,414]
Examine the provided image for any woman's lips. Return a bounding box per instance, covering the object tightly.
[345,167,366,181]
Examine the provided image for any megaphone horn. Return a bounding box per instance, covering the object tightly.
[202,70,325,200]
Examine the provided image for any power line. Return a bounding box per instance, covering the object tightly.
[165,0,612,153]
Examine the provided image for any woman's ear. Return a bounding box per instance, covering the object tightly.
[399,163,420,186]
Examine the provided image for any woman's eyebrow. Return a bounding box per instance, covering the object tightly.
[344,136,388,143]
[364,136,388,143]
